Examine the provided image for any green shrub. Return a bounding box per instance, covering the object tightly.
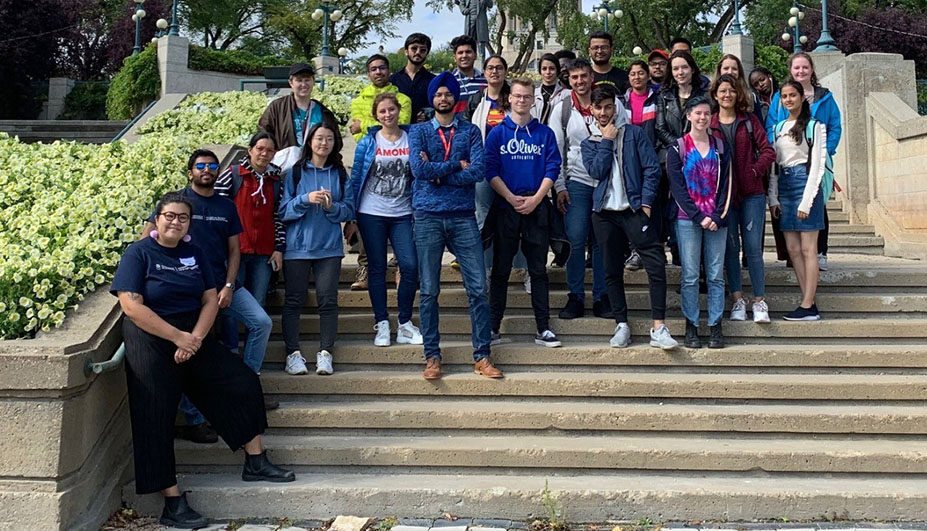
[917,81,927,116]
[106,46,160,120]
[693,44,724,77]
[755,45,790,84]
[59,82,109,120]
[188,46,287,76]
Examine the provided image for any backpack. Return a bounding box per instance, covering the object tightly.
[558,97,573,181]
[774,119,834,202]
[675,134,725,164]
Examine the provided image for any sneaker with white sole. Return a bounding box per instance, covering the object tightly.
[730,298,747,321]
[315,350,333,375]
[649,324,679,350]
[285,351,309,375]
[818,253,828,271]
[523,272,532,294]
[752,300,771,323]
[490,331,503,346]
[396,321,423,345]
[610,323,631,348]
[373,320,391,347]
[535,329,562,348]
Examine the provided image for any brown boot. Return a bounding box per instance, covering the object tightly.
[351,265,368,291]
[423,357,441,380]
[474,357,503,378]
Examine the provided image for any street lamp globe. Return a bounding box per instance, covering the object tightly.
[789,6,799,15]
[338,47,348,57]
[788,16,797,27]
[157,18,168,30]
[312,8,324,20]
[632,46,643,55]
[598,7,608,17]
[799,35,808,43]
[151,37,158,43]
[136,9,146,18]
[798,11,805,19]
[131,14,138,22]
[331,9,343,21]
[781,32,791,41]
[615,9,623,18]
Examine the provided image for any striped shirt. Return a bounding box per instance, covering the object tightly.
[452,68,487,114]
[216,156,286,253]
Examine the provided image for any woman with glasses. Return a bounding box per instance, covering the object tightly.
[112,191,294,529]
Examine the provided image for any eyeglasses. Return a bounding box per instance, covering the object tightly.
[590,46,611,52]
[649,61,667,67]
[159,212,191,223]
[485,65,506,72]
[194,162,219,171]
[510,94,533,101]
[368,65,390,73]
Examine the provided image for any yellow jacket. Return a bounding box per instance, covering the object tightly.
[350,83,412,141]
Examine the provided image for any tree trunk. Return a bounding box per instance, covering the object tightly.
[493,10,507,56]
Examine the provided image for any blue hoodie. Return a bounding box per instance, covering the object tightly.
[765,86,842,156]
[278,160,355,260]
[484,116,561,198]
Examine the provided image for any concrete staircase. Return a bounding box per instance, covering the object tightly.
[766,200,885,255]
[0,120,128,144]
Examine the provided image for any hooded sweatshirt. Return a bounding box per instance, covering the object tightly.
[551,92,600,192]
[484,115,561,199]
[350,83,412,141]
[278,160,356,260]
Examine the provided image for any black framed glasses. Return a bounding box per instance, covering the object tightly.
[159,212,191,223]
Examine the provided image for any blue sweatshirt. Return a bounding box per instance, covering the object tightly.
[278,160,355,260]
[765,86,842,156]
[484,116,560,198]
[408,117,485,218]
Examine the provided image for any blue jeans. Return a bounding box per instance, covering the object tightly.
[357,213,418,324]
[724,194,766,297]
[676,219,728,326]
[475,179,526,270]
[221,254,274,355]
[221,287,272,374]
[563,180,605,301]
[414,214,492,361]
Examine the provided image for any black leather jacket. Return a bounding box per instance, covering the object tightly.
[654,85,706,151]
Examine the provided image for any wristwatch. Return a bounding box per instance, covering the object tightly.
[224,282,234,290]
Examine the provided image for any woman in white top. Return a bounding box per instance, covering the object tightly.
[348,92,423,347]
[768,80,827,321]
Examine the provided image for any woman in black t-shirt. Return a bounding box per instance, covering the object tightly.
[111,192,294,528]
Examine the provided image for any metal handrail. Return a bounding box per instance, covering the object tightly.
[85,342,125,377]
[111,99,159,142]
[240,78,289,91]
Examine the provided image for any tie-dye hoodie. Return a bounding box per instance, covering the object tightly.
[666,133,732,226]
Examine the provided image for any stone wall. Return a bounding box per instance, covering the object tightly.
[157,35,264,96]
[0,290,131,530]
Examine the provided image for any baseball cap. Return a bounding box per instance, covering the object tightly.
[289,63,316,77]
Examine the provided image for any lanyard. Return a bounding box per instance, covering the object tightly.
[438,127,454,161]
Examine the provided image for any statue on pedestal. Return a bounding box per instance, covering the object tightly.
[456,0,495,59]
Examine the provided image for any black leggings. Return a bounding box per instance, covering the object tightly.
[123,312,267,494]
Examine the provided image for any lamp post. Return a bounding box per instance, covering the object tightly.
[816,0,839,51]
[312,3,344,57]
[168,0,180,36]
[338,47,349,74]
[781,2,807,54]
[591,1,622,34]
[729,0,744,35]
[131,0,146,55]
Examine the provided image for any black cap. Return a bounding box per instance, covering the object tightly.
[289,63,315,77]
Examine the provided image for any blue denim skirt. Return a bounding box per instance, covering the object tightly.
[778,165,824,232]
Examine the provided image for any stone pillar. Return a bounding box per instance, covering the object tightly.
[47,77,75,120]
[157,34,190,96]
[313,55,339,76]
[722,34,754,76]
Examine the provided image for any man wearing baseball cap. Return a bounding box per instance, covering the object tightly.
[258,62,340,171]
[647,49,669,89]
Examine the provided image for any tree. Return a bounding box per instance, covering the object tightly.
[0,0,61,118]
[180,0,276,50]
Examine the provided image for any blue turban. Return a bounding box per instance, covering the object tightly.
[427,71,461,105]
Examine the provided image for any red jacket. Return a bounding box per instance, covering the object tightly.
[710,112,776,207]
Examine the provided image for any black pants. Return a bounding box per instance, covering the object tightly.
[818,208,829,255]
[490,200,551,333]
[282,257,341,354]
[591,208,668,323]
[123,312,267,495]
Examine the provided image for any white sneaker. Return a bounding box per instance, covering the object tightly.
[316,350,333,375]
[285,351,309,375]
[818,253,828,271]
[374,320,391,347]
[396,321,424,345]
[535,329,562,348]
[649,325,679,350]
[753,300,771,323]
[730,298,747,321]
[523,272,532,294]
[610,323,631,348]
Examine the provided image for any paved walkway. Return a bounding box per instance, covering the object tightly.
[153,521,927,531]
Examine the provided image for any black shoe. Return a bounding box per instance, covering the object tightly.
[160,492,208,529]
[592,295,614,319]
[783,305,821,321]
[242,450,296,482]
[176,423,218,444]
[264,397,280,411]
[558,294,585,320]
[708,322,724,349]
[624,251,643,271]
[684,320,702,348]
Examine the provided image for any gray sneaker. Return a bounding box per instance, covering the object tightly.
[610,323,631,348]
[490,331,503,346]
[649,325,679,350]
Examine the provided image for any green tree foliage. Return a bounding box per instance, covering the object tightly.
[0,0,60,118]
[59,82,110,120]
[106,45,160,119]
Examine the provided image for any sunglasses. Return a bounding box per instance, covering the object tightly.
[194,162,219,171]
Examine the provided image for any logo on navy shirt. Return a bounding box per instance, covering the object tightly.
[180,256,197,267]
[500,138,543,158]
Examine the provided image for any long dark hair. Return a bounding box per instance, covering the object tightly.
[663,51,701,95]
[780,80,811,144]
[298,121,344,171]
[484,54,511,112]
[714,54,753,102]
[710,73,751,114]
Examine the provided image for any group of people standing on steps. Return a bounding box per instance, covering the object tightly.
[109,30,841,527]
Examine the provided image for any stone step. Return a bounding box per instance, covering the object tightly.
[768,210,850,222]
[0,120,129,131]
[173,434,927,474]
[259,369,927,400]
[826,224,877,234]
[764,235,884,247]
[261,340,927,368]
[272,314,927,339]
[260,399,927,434]
[271,290,927,314]
[123,471,927,521]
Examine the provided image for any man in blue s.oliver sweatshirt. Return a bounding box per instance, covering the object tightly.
[483,78,563,349]
[408,71,503,381]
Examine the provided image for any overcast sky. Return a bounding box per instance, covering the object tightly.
[358,1,599,55]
